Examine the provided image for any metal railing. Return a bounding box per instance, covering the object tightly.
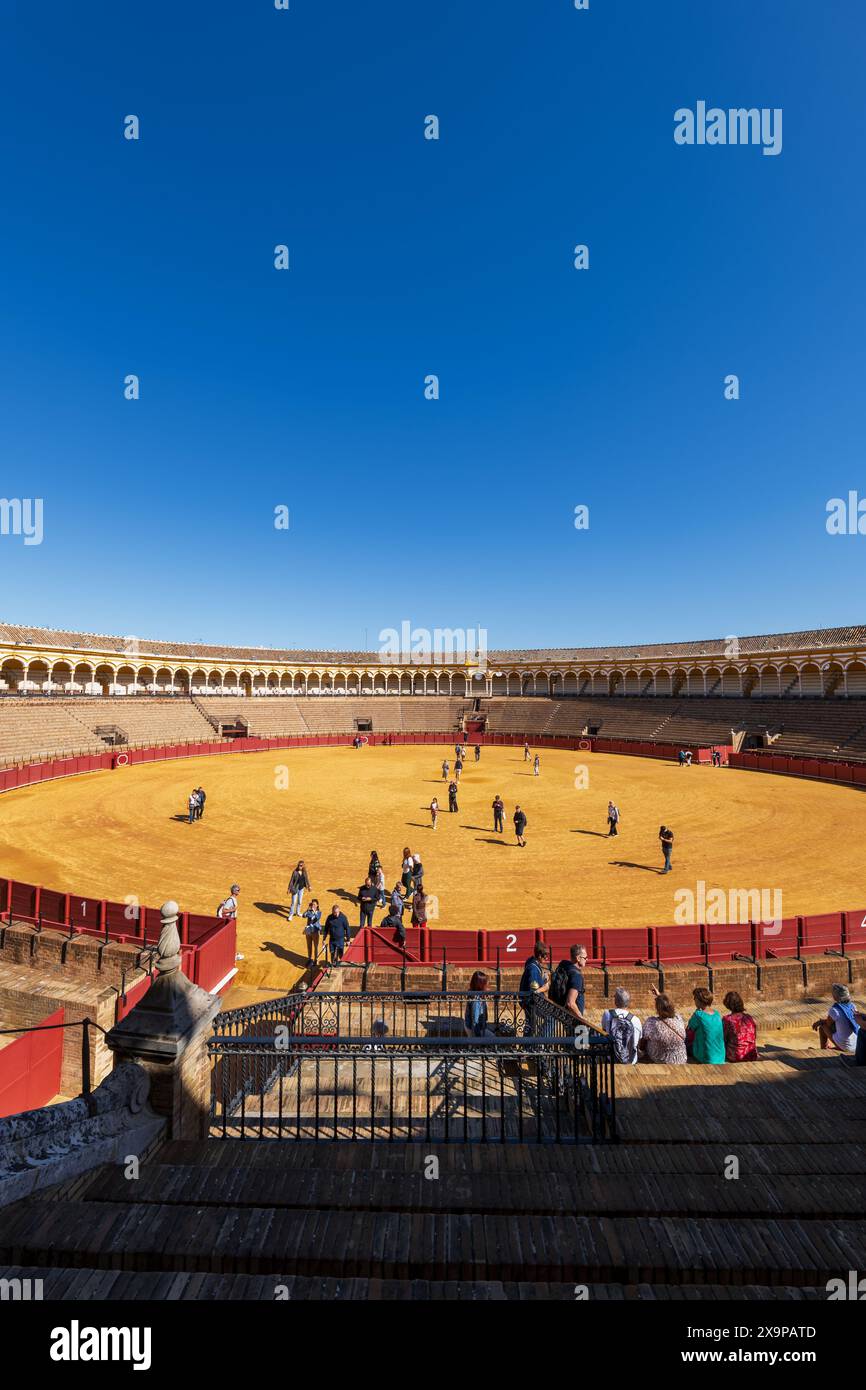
[210,990,616,1144]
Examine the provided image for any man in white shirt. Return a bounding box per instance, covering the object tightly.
[813,983,859,1054]
[218,884,240,921]
[601,987,642,1064]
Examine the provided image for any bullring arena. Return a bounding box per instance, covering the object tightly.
[0,622,865,1304]
[3,742,866,994]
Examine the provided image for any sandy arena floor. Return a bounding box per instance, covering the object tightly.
[1,744,865,991]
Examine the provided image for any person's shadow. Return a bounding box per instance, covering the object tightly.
[169,814,192,824]
[610,860,661,874]
[326,886,361,904]
[259,939,309,968]
[254,900,290,919]
[572,829,609,838]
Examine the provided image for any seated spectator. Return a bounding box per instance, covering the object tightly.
[601,988,642,1064]
[639,987,687,1064]
[722,990,758,1061]
[686,987,726,1063]
[464,970,493,1037]
[812,984,860,1054]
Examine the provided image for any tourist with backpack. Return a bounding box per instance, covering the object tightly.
[518,942,550,1034]
[601,988,642,1064]
[549,944,593,1029]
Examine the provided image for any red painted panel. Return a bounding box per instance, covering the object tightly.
[426,929,485,963]
[38,888,68,927]
[68,894,101,930]
[486,929,539,964]
[542,928,598,964]
[0,1007,64,1118]
[704,922,754,959]
[193,919,237,991]
[762,916,800,959]
[115,973,153,1021]
[104,899,140,937]
[843,908,866,952]
[655,923,704,964]
[599,927,652,963]
[186,911,219,946]
[801,912,843,952]
[9,880,38,919]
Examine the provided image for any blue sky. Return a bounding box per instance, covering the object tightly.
[0,0,863,651]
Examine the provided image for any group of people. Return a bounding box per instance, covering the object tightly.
[516,941,764,1064]
[604,800,674,872]
[290,847,435,965]
[186,786,206,823]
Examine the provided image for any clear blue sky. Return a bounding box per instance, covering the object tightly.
[1,1,863,651]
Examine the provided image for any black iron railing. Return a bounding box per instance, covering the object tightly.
[215,988,524,1041]
[210,991,616,1143]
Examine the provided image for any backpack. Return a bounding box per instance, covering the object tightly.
[607,1011,636,1064]
[550,960,572,1007]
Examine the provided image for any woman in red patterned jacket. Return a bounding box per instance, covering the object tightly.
[722,991,758,1061]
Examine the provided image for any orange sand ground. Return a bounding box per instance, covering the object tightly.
[0,744,865,993]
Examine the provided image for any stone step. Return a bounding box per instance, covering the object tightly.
[2,1200,862,1285]
[153,1137,866,1177]
[74,1161,865,1219]
[0,1266,829,1301]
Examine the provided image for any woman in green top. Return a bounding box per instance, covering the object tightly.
[686,987,726,1063]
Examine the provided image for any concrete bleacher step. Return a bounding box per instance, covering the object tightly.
[0,1266,830,1301]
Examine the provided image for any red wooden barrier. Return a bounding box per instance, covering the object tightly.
[0,1006,64,1117]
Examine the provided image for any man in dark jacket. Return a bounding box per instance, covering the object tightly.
[323,905,351,964]
[357,877,376,931]
[513,804,527,847]
[492,795,505,833]
[448,780,459,812]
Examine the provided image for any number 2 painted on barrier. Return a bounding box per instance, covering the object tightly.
[506,933,516,952]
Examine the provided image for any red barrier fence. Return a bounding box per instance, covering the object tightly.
[344,908,866,971]
[730,749,866,785]
[0,1006,64,1117]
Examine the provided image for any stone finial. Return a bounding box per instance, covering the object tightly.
[157,900,182,975]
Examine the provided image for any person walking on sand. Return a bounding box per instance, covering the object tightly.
[523,741,530,762]
[659,825,674,873]
[448,779,459,812]
[430,796,439,829]
[288,860,310,920]
[533,754,540,777]
[302,899,322,965]
[514,804,527,847]
[442,758,449,780]
[492,794,505,834]
[607,801,620,837]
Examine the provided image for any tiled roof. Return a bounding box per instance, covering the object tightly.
[0,623,863,665]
